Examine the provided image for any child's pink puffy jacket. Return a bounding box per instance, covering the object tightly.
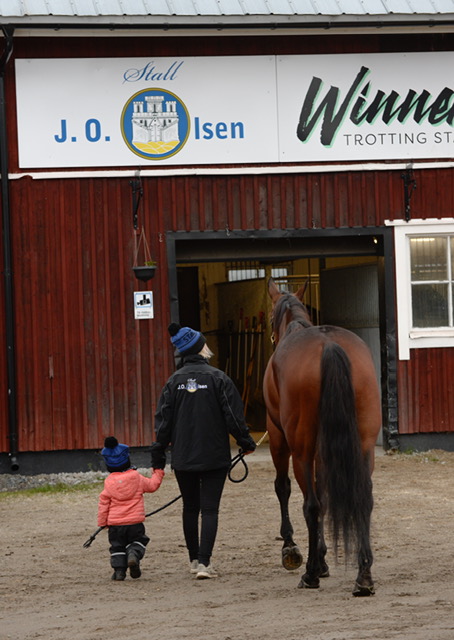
[97,468,165,527]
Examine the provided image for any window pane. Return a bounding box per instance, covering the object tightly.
[451,237,454,279]
[410,237,447,281]
[228,268,263,281]
[271,267,288,278]
[411,283,448,327]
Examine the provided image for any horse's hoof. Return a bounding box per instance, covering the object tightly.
[319,562,330,578]
[297,574,320,589]
[352,582,375,597]
[282,545,303,571]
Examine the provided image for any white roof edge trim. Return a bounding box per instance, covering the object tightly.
[9,159,454,181]
[9,25,454,37]
[385,218,454,227]
[1,14,454,25]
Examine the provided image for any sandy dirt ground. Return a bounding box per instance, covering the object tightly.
[1,445,454,640]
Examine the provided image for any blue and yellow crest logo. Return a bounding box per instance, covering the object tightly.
[121,88,190,160]
[186,379,198,393]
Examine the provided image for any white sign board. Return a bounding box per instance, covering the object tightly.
[277,52,454,162]
[134,291,154,320]
[15,52,454,167]
[15,56,277,168]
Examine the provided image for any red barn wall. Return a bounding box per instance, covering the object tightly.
[1,32,454,454]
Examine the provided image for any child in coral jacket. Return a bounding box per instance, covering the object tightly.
[98,436,165,581]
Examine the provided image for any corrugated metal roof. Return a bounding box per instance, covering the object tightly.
[1,0,453,33]
[0,0,453,18]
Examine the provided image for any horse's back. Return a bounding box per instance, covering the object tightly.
[272,323,375,382]
[266,324,381,451]
[319,325,378,383]
[270,326,325,393]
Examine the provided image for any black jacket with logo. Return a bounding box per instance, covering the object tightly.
[151,355,256,471]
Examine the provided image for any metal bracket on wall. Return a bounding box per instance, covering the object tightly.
[401,166,416,223]
[130,177,143,230]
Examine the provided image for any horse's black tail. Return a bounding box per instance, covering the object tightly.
[318,342,373,561]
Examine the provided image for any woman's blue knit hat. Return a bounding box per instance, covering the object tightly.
[168,323,206,356]
[101,436,130,471]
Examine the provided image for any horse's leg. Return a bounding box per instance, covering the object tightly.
[353,535,374,596]
[315,463,329,579]
[352,500,374,596]
[268,422,303,570]
[292,456,322,589]
[353,450,375,597]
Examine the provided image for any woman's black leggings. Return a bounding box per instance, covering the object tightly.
[174,467,228,566]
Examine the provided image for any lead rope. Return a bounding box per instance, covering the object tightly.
[228,430,269,483]
[83,431,268,548]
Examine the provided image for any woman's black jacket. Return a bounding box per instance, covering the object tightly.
[151,355,256,471]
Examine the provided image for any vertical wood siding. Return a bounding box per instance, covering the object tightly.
[2,165,454,452]
[7,176,171,452]
[398,350,454,434]
[3,33,454,452]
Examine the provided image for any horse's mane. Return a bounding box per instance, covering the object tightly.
[273,292,313,332]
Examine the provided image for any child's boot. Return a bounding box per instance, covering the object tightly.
[127,550,141,579]
[111,568,126,581]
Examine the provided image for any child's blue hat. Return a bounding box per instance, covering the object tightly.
[168,323,206,356]
[101,436,130,471]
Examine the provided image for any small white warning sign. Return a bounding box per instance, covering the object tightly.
[134,291,154,320]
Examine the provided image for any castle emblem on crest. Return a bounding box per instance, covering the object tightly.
[121,89,190,161]
[186,379,198,393]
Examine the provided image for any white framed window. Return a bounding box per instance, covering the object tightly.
[386,218,454,360]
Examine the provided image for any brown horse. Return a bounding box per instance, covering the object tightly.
[263,278,381,596]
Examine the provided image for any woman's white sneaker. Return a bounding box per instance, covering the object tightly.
[190,559,199,574]
[196,564,217,579]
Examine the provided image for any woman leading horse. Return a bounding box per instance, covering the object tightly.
[263,278,381,596]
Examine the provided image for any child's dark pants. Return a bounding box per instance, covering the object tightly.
[108,523,150,569]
